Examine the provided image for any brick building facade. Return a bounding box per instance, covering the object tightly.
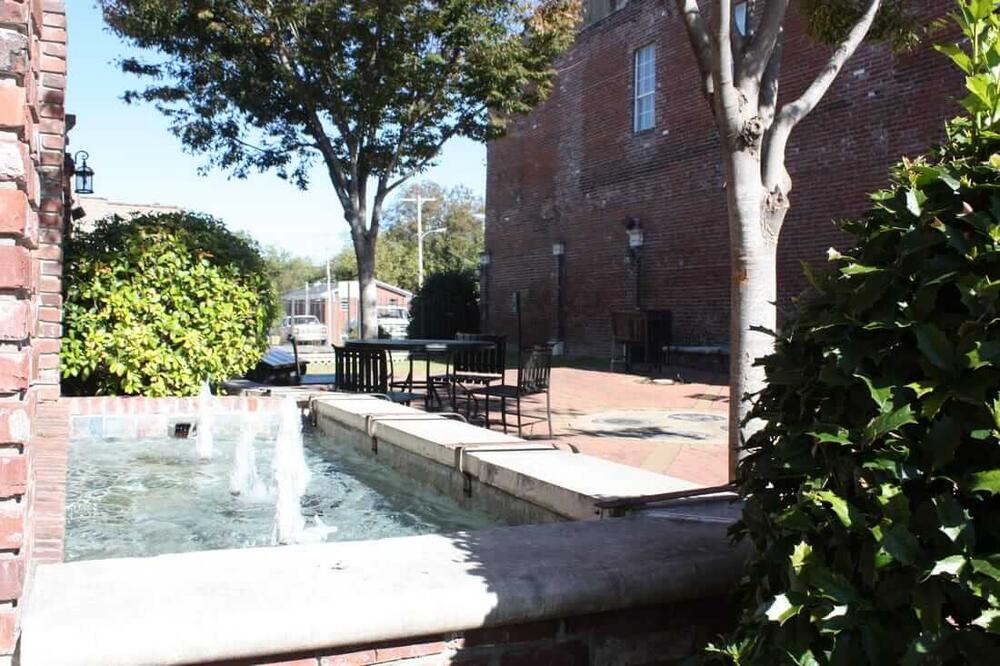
[484,0,962,358]
[0,0,68,658]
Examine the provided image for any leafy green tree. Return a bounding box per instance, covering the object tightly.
[100,0,579,338]
[408,270,480,339]
[672,0,916,475]
[715,3,1000,663]
[62,212,277,396]
[331,181,484,292]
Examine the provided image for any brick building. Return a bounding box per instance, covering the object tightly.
[0,0,69,657]
[484,0,961,359]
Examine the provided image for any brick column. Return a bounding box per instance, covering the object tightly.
[0,0,66,658]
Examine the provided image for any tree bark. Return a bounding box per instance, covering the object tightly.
[724,148,779,478]
[355,234,379,339]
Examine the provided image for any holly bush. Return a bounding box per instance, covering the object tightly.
[717,3,1000,664]
[62,212,277,396]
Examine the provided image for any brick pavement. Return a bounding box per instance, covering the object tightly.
[464,366,730,488]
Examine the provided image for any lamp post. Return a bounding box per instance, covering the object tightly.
[553,241,566,349]
[401,193,441,288]
[625,217,644,309]
[72,151,94,194]
[479,251,492,331]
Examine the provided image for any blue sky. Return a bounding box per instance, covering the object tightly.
[66,3,487,260]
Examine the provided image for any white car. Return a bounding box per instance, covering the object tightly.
[377,306,410,339]
[279,315,327,345]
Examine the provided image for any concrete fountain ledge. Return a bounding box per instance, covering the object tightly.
[21,516,746,666]
[310,394,698,522]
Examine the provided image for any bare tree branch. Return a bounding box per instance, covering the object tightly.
[674,0,715,106]
[739,0,789,88]
[712,0,741,132]
[764,0,881,193]
[758,31,783,132]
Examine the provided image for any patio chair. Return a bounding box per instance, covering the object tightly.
[610,310,645,373]
[430,333,507,415]
[469,345,553,439]
[389,343,450,408]
[644,309,673,372]
[334,346,420,405]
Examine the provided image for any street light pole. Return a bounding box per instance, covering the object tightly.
[326,259,334,346]
[401,194,439,288]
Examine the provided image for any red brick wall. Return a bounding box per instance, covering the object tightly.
[485,0,961,357]
[0,0,67,654]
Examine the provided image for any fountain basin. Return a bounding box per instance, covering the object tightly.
[66,422,502,561]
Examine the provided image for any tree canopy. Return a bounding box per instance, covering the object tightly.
[100,0,579,336]
[332,181,484,291]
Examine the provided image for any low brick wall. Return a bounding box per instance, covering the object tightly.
[205,596,736,666]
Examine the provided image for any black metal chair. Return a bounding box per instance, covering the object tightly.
[431,333,507,415]
[334,346,419,405]
[644,309,673,372]
[469,345,553,439]
[610,310,645,373]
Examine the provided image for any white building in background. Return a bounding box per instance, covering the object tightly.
[281,279,413,344]
[72,196,183,232]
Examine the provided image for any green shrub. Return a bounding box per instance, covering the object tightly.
[62,212,277,396]
[718,4,1000,664]
[407,270,480,339]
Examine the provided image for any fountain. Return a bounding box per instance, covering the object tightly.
[271,398,311,544]
[229,418,266,499]
[194,380,215,461]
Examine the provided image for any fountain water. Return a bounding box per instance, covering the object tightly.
[229,418,266,499]
[272,398,311,544]
[194,380,215,461]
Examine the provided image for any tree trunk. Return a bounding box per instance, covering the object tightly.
[726,149,779,481]
[356,238,379,339]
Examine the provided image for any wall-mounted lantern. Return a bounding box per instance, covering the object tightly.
[625,217,644,249]
[73,151,94,194]
[552,240,565,256]
[479,251,492,267]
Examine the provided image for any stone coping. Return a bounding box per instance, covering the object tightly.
[312,394,697,520]
[21,516,746,666]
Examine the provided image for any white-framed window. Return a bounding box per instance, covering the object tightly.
[734,2,748,37]
[633,43,656,133]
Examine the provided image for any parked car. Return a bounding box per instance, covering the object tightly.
[279,315,327,345]
[377,306,410,339]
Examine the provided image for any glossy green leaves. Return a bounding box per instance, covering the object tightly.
[718,4,1000,664]
[62,212,277,396]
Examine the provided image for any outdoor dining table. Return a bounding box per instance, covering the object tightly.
[344,338,498,411]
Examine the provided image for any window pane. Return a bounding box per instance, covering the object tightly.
[634,44,655,132]
[735,2,748,36]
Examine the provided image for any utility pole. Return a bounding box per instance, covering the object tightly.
[401,193,442,289]
[326,260,334,346]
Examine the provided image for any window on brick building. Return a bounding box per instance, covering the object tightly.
[734,2,748,37]
[633,44,655,133]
